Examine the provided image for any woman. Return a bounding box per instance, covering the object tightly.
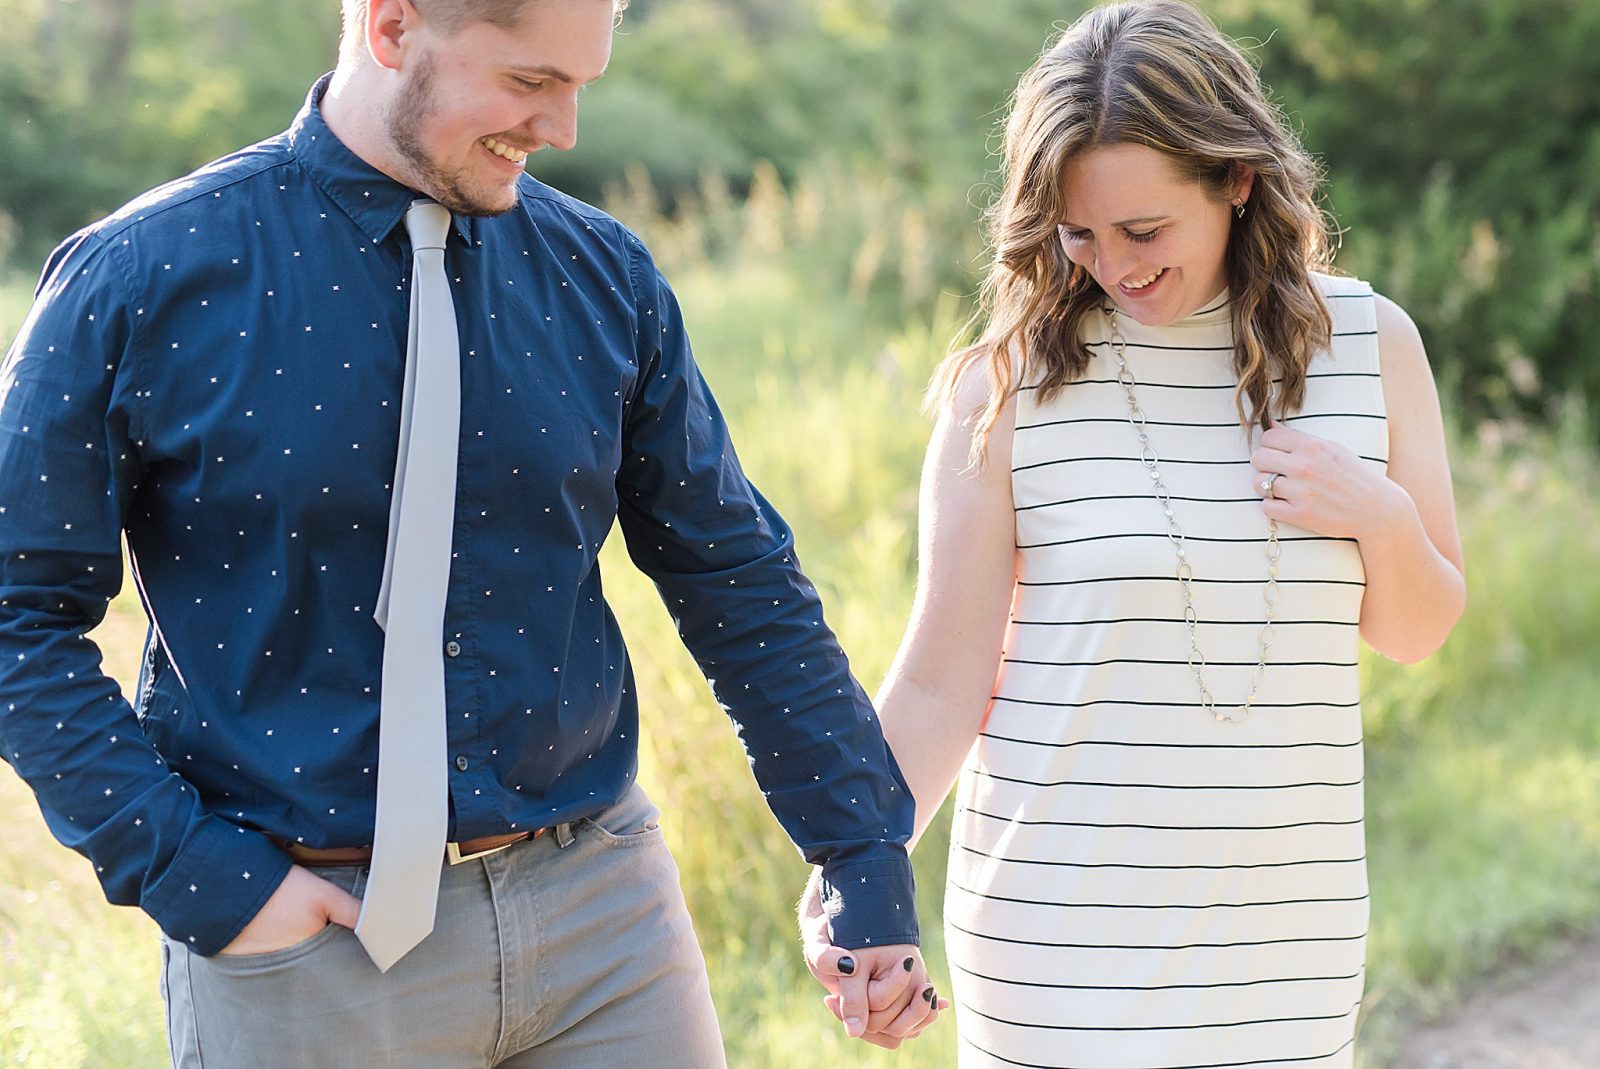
[801,2,1466,1064]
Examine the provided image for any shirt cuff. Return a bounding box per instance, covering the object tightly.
[820,856,920,949]
[141,816,295,956]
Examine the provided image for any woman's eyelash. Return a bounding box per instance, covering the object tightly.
[1062,228,1161,243]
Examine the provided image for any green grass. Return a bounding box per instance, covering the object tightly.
[3,182,1599,1067]
[1352,431,1600,1062]
[0,596,166,1069]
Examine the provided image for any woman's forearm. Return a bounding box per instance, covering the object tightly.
[1356,484,1467,663]
[876,666,995,852]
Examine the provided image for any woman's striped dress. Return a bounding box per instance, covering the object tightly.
[946,274,1386,1069]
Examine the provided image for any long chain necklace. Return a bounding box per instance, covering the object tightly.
[1105,307,1280,724]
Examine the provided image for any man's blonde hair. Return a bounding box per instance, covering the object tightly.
[340,0,629,57]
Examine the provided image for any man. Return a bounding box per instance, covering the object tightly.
[0,0,940,1063]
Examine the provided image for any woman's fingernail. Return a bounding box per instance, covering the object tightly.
[837,956,856,976]
[923,985,936,1004]
[903,956,914,972]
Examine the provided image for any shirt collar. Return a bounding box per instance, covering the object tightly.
[288,74,477,248]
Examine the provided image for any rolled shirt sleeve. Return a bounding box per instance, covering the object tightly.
[0,230,292,954]
[615,234,918,948]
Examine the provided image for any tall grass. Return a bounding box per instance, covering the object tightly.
[1354,419,1600,1060]
[2,173,1597,1067]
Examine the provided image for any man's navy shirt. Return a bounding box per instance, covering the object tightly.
[0,80,916,955]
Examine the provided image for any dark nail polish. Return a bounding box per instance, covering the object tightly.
[837,956,856,976]
[923,986,936,1004]
[903,956,914,972]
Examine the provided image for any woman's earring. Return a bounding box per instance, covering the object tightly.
[1233,199,1246,219]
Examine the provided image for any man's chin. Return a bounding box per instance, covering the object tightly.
[431,182,520,219]
[398,160,520,217]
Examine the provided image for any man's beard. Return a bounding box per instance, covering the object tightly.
[385,52,518,218]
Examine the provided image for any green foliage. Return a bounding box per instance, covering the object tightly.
[1227,0,1600,429]
[539,0,1600,435]
[7,0,1595,429]
[528,81,753,204]
[2,1,1599,1064]
[0,0,336,266]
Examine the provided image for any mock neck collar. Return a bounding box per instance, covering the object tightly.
[1183,290,1233,326]
[1101,289,1232,331]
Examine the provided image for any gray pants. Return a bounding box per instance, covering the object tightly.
[160,785,727,1068]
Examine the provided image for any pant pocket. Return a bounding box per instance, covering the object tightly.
[161,863,373,1068]
[577,782,665,849]
[202,865,366,972]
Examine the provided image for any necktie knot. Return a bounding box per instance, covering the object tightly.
[406,199,452,252]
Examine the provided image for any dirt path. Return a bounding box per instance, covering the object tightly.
[1395,934,1600,1068]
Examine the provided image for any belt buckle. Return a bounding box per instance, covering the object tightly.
[445,838,520,866]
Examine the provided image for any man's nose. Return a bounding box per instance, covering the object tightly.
[529,97,579,153]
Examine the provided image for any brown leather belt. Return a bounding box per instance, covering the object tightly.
[276,829,545,868]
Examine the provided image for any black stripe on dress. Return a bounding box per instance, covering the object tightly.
[1016,532,1358,548]
[950,960,1364,992]
[1017,493,1263,510]
[1016,412,1381,431]
[946,918,1367,951]
[945,879,1371,909]
[1001,656,1360,666]
[953,996,1361,1033]
[967,769,1364,790]
[1015,455,1256,470]
[953,843,1367,871]
[957,807,1364,832]
[957,1031,1357,1069]
[988,696,1361,710]
[1007,616,1358,627]
[1019,371,1382,391]
[978,732,1363,749]
[1016,454,1386,472]
[1012,575,1364,587]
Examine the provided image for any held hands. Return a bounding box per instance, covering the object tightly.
[1251,421,1407,540]
[798,868,949,1049]
[216,864,362,956]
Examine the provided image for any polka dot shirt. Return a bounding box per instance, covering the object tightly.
[0,76,917,956]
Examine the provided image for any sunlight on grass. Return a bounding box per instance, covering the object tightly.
[0,595,166,1069]
[2,178,1597,1068]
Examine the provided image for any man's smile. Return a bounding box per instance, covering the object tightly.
[480,135,530,164]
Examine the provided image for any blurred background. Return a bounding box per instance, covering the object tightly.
[2,0,1597,1065]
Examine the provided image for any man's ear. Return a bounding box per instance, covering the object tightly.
[364,0,422,72]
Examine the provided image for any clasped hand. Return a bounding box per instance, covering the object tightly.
[797,868,949,1049]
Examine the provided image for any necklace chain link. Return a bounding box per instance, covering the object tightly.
[1105,308,1280,723]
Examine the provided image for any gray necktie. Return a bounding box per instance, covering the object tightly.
[356,200,458,972]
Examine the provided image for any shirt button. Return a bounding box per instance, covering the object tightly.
[445,640,462,658]
[455,755,469,772]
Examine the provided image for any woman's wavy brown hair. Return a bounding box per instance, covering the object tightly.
[932,0,1334,459]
